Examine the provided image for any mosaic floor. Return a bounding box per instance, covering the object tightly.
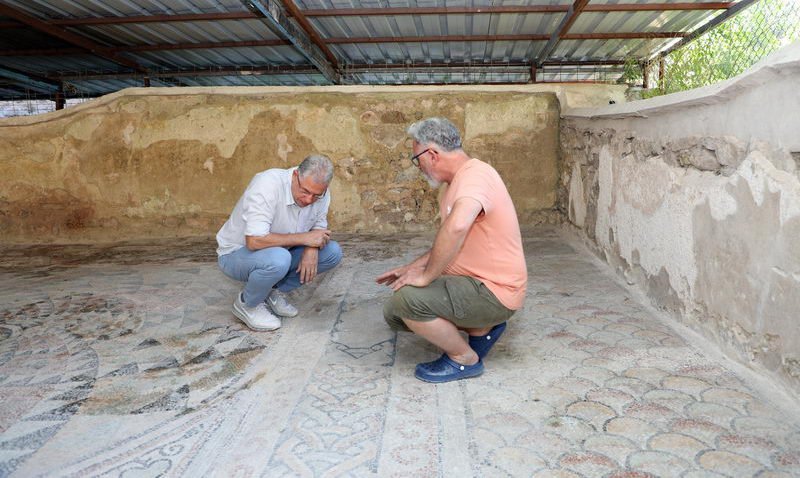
[0,228,798,477]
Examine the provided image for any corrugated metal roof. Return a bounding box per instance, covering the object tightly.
[0,0,755,100]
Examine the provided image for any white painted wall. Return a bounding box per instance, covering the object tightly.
[560,42,800,398]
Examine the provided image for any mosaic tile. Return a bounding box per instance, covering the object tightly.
[0,229,798,477]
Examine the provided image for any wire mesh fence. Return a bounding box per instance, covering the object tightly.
[0,82,96,118]
[0,98,93,117]
[645,0,800,96]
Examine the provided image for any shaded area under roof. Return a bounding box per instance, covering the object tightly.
[0,0,758,100]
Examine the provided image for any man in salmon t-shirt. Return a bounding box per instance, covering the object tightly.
[377,117,527,383]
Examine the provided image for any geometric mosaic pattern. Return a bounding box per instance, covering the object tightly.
[0,230,798,477]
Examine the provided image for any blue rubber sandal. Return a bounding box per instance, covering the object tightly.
[414,354,484,383]
[469,322,507,360]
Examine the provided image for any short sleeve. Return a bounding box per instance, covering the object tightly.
[241,179,277,236]
[452,164,494,214]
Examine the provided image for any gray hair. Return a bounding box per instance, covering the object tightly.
[407,117,462,152]
[297,154,334,184]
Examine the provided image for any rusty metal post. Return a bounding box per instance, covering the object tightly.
[642,61,649,89]
[54,84,65,110]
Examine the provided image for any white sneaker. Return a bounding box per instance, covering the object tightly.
[233,293,281,331]
[266,289,298,318]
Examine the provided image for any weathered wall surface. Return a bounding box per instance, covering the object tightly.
[0,84,623,244]
[560,43,800,397]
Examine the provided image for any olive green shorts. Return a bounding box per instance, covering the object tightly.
[383,275,516,332]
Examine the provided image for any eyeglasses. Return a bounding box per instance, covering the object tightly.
[294,173,327,200]
[410,148,430,167]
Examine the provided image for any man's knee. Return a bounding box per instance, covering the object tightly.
[383,290,412,332]
[321,240,343,267]
[254,247,292,277]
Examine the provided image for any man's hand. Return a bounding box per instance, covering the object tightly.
[376,265,410,286]
[376,265,432,291]
[298,247,319,284]
[304,229,331,248]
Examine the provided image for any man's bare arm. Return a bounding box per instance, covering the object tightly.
[420,197,483,282]
[376,251,430,285]
[378,197,482,290]
[245,229,330,251]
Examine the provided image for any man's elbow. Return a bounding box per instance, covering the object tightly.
[444,218,473,236]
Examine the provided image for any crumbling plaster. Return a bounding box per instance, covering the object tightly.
[561,42,800,397]
[0,84,624,244]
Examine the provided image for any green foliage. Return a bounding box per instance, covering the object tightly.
[647,0,800,97]
[620,57,643,85]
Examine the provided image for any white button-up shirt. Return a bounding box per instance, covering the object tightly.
[216,167,330,256]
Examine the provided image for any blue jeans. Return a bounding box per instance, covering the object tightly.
[218,241,342,308]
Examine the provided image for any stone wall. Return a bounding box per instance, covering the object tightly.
[0,84,624,244]
[560,43,800,397]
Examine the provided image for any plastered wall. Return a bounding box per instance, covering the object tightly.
[0,84,624,244]
[560,43,800,397]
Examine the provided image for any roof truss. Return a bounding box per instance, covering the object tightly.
[0,0,759,99]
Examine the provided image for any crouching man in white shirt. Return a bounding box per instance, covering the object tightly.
[216,155,343,330]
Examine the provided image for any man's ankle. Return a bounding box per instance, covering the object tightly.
[465,326,493,337]
[449,351,479,366]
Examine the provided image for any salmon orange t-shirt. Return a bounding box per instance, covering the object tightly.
[440,158,528,310]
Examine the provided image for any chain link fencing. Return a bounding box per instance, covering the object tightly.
[645,0,800,96]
